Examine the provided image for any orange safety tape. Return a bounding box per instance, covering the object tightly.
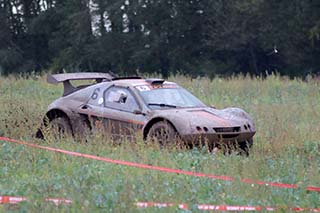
[0,136,319,192]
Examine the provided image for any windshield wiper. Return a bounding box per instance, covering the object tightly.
[148,103,177,108]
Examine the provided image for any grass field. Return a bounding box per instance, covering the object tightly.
[0,74,319,211]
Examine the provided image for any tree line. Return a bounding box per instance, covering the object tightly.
[0,0,319,78]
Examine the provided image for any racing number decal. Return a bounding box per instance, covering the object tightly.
[136,86,151,91]
[91,88,100,100]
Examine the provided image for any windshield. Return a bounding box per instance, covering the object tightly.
[138,87,206,109]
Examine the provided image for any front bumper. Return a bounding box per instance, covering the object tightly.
[181,131,255,145]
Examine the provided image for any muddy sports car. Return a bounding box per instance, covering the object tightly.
[36,73,256,155]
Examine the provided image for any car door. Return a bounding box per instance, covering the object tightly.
[79,85,146,140]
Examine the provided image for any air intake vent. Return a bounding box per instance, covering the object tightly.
[214,127,240,133]
[146,78,165,84]
[219,134,240,139]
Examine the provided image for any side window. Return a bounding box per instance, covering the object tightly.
[104,87,139,113]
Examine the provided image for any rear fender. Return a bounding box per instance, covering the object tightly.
[36,108,72,139]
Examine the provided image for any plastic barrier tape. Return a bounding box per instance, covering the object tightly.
[0,196,72,205]
[1,196,319,211]
[0,136,319,192]
[137,202,320,212]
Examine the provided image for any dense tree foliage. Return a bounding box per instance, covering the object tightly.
[0,0,319,77]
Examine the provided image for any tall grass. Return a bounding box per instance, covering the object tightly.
[0,74,319,211]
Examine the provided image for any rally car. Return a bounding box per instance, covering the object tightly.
[37,73,256,154]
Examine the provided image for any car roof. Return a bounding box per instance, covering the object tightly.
[112,79,177,87]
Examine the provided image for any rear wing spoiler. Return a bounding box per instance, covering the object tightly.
[47,72,116,96]
[47,72,114,84]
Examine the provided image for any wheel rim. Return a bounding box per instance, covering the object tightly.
[50,122,66,135]
[151,127,171,145]
[49,120,70,140]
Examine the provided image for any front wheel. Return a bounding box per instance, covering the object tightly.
[147,121,179,148]
[238,139,253,156]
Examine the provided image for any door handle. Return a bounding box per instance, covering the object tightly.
[81,105,91,110]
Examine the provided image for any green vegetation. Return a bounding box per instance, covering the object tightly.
[0,75,319,211]
[1,1,320,77]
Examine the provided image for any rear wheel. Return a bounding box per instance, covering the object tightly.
[147,121,179,148]
[48,117,72,140]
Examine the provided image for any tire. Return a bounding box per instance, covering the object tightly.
[238,139,253,156]
[49,117,72,139]
[147,121,178,148]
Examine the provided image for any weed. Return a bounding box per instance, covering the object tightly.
[0,74,319,210]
